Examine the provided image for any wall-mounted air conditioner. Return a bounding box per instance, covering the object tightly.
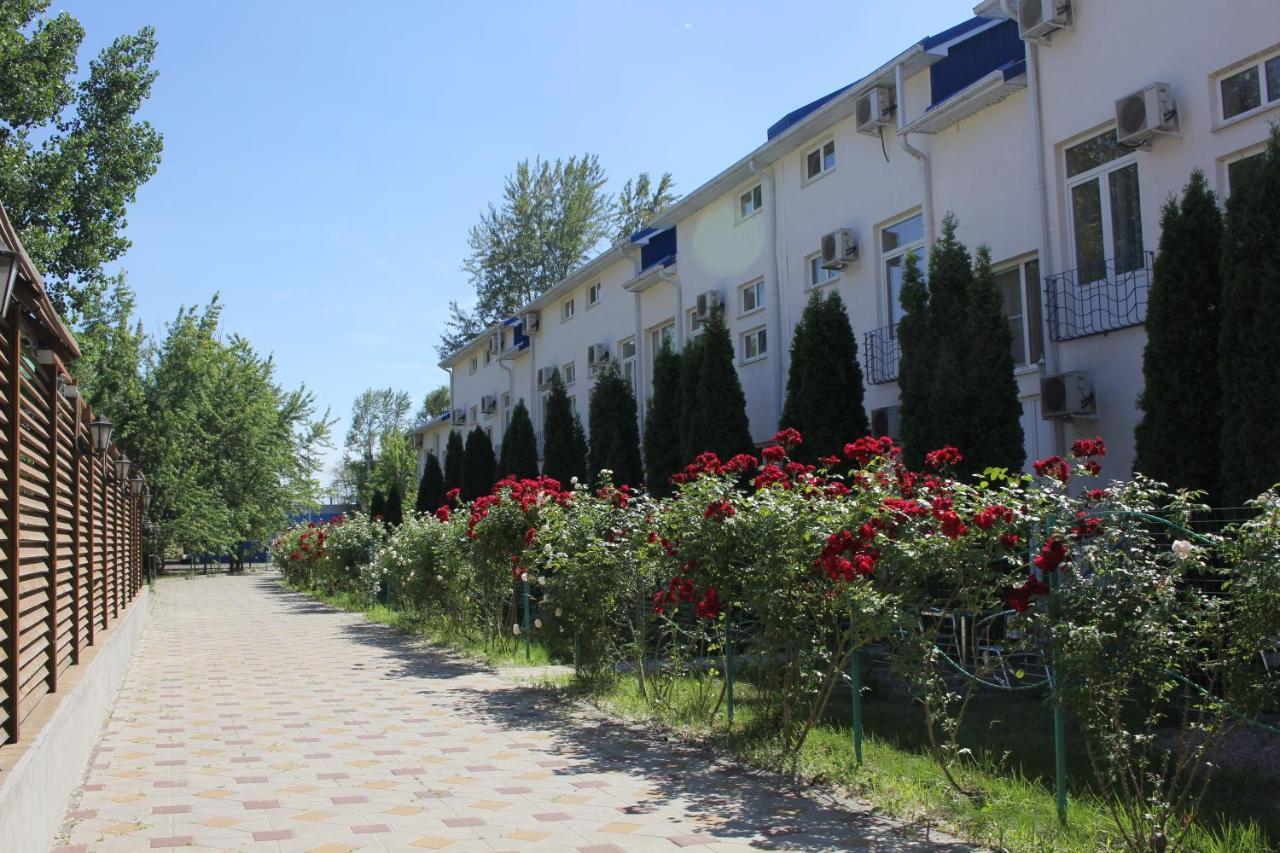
[1040,371,1096,419]
[821,228,859,270]
[1019,0,1072,43]
[536,367,557,390]
[587,343,610,375]
[694,290,723,323]
[855,87,896,135]
[1115,83,1178,147]
[452,408,467,425]
[522,310,541,333]
[480,395,497,414]
[870,405,901,439]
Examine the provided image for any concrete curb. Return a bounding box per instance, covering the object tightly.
[0,586,153,853]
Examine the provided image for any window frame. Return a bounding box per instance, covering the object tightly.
[741,326,768,364]
[587,281,603,307]
[1063,128,1143,284]
[561,361,576,386]
[807,251,840,289]
[501,391,512,428]
[1221,144,1268,197]
[619,336,637,390]
[803,139,837,184]
[738,183,763,221]
[739,278,765,317]
[879,212,926,329]
[468,355,479,375]
[992,256,1044,368]
[561,296,576,322]
[1212,45,1280,129]
[648,321,675,371]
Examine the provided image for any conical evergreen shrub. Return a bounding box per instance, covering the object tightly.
[542,371,580,486]
[461,426,496,501]
[415,451,444,513]
[588,363,642,488]
[369,489,386,521]
[384,484,404,527]
[685,308,754,461]
[443,430,464,494]
[498,400,540,480]
[897,251,933,469]
[644,342,683,496]
[961,246,1025,475]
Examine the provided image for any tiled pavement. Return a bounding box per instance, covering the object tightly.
[51,574,969,852]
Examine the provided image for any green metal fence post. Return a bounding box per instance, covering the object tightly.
[523,577,531,661]
[724,608,734,727]
[850,646,864,765]
[1045,517,1068,825]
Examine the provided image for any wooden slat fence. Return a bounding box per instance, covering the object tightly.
[0,313,143,747]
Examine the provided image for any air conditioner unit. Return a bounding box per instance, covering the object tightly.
[694,290,723,322]
[587,343,610,373]
[1040,372,1096,420]
[452,408,467,425]
[480,395,497,414]
[522,310,541,333]
[1019,0,1072,42]
[855,87,896,135]
[1115,83,1178,147]
[821,228,859,270]
[870,405,901,439]
[536,367,557,390]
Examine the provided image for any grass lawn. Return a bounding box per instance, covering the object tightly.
[285,580,1274,852]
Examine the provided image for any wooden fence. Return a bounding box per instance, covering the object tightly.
[0,205,144,748]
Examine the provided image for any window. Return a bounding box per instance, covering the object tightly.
[808,252,839,288]
[562,297,576,321]
[881,213,925,327]
[588,282,603,306]
[742,327,767,362]
[1225,148,1267,196]
[1065,129,1143,281]
[468,356,478,375]
[740,279,765,315]
[484,349,492,366]
[805,140,836,182]
[485,426,493,442]
[501,392,512,428]
[619,337,637,390]
[739,184,763,219]
[1218,51,1280,122]
[562,361,576,386]
[687,308,703,337]
[994,259,1044,367]
[649,322,675,369]
[469,405,478,425]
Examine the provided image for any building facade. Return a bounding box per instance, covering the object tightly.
[425,0,1280,488]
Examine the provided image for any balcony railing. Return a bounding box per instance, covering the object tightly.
[863,324,901,385]
[1044,251,1154,343]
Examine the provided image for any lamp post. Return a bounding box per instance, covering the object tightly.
[114,454,132,483]
[89,414,113,457]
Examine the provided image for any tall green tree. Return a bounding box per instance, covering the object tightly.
[0,2,164,315]
[343,388,412,507]
[498,400,539,479]
[961,246,1025,475]
[570,412,589,485]
[541,371,579,486]
[644,341,683,496]
[441,155,613,355]
[1135,171,1224,499]
[897,250,934,469]
[369,489,386,519]
[415,451,444,514]
[384,484,404,527]
[72,274,144,427]
[587,363,643,487]
[920,214,975,466]
[372,428,417,509]
[682,309,754,461]
[443,430,465,495]
[1219,129,1280,504]
[461,426,496,501]
[413,385,451,428]
[677,333,706,464]
[614,172,678,242]
[780,290,868,462]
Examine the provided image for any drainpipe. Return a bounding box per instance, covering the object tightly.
[897,63,936,249]
[749,156,785,431]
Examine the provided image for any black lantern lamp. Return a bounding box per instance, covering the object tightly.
[114,453,132,482]
[89,414,113,456]
[130,471,146,497]
[141,482,151,511]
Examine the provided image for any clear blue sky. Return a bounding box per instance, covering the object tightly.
[57,0,973,481]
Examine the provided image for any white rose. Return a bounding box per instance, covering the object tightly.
[1171,540,1193,560]
[537,576,546,585]
[570,476,578,486]
[436,574,443,582]
[534,618,543,629]
[521,572,529,582]
[512,624,521,635]
[555,608,562,618]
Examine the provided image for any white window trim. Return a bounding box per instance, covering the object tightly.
[468,356,479,375]
[993,255,1042,368]
[736,183,764,223]
[738,277,766,318]
[562,361,576,386]
[587,281,603,307]
[562,297,576,322]
[802,138,837,186]
[806,251,841,289]
[1220,143,1269,196]
[878,211,925,327]
[740,326,768,365]
[1210,44,1280,132]
[1063,129,1142,284]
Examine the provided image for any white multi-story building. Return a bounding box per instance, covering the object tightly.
[422,0,1280,487]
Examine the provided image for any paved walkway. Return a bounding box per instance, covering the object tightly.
[52,575,968,852]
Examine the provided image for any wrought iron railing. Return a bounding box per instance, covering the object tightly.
[1044,251,1154,342]
[863,324,901,385]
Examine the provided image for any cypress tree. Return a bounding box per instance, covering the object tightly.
[369,489,386,521]
[677,332,706,464]
[961,246,1025,475]
[461,426,496,501]
[542,371,579,486]
[498,400,540,479]
[685,308,754,461]
[384,484,404,527]
[897,250,933,469]
[415,451,444,514]
[587,363,643,488]
[443,430,465,494]
[570,412,589,485]
[1134,170,1223,499]
[1219,128,1280,504]
[922,214,975,464]
[780,290,868,462]
[644,341,683,496]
